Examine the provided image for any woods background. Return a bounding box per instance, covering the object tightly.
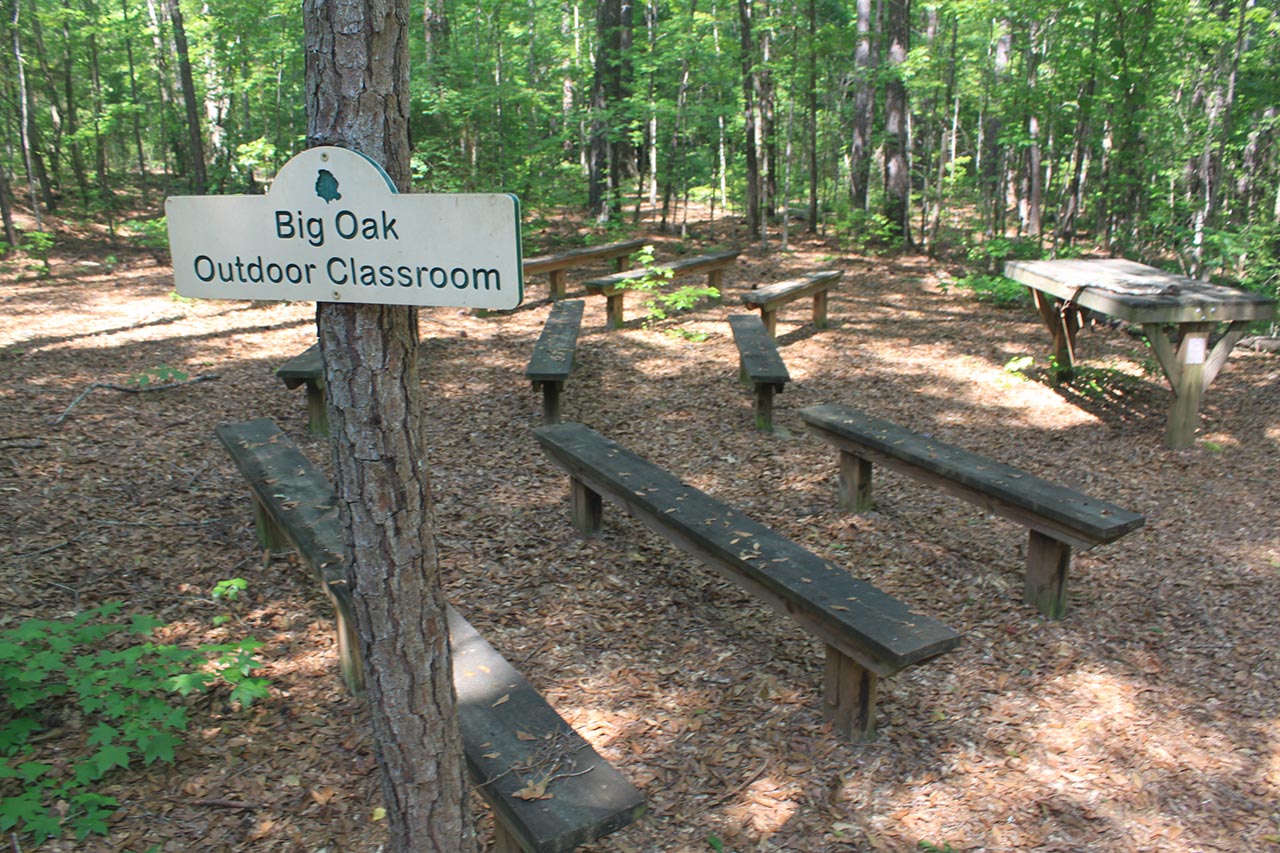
[2,0,1278,298]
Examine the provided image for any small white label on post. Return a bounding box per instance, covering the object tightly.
[1184,335,1207,364]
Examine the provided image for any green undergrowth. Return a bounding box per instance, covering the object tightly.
[0,598,268,845]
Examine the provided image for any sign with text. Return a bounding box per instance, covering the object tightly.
[166,147,523,310]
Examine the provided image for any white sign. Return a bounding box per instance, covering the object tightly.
[165,147,523,310]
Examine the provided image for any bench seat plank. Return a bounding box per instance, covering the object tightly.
[525,300,585,424]
[524,239,646,300]
[216,418,645,851]
[534,422,960,739]
[452,608,646,853]
[741,270,843,337]
[799,403,1145,618]
[728,314,789,431]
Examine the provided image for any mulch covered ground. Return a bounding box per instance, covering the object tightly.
[2,208,1278,853]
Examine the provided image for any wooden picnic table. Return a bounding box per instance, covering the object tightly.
[1004,258,1275,448]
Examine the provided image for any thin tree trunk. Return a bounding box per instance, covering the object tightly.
[738,0,761,238]
[121,0,148,200]
[805,0,816,230]
[303,0,475,848]
[167,0,206,193]
[881,0,910,245]
[9,0,43,229]
[848,0,873,210]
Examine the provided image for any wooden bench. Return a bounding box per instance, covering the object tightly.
[215,418,646,852]
[740,270,843,337]
[798,403,1146,619]
[525,300,585,424]
[728,314,789,432]
[276,343,327,436]
[533,422,960,742]
[523,238,647,300]
[583,249,741,329]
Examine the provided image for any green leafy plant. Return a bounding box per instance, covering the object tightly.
[126,365,189,388]
[621,245,719,326]
[211,577,249,627]
[955,273,1031,308]
[0,601,269,845]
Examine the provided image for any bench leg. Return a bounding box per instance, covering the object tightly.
[823,645,878,741]
[707,268,725,302]
[540,381,564,425]
[813,290,829,329]
[549,269,567,301]
[304,381,329,436]
[837,450,873,512]
[605,293,625,329]
[251,495,291,553]
[754,383,776,432]
[490,818,528,853]
[569,476,603,535]
[1025,530,1071,619]
[761,309,778,338]
[328,594,366,695]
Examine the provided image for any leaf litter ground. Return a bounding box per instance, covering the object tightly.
[1,210,1278,852]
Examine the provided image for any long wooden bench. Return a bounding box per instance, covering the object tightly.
[583,249,741,329]
[728,314,789,432]
[533,422,960,742]
[741,270,843,337]
[525,300,585,424]
[798,403,1146,619]
[276,343,327,436]
[215,418,645,852]
[523,238,647,300]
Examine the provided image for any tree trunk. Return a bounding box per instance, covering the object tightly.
[738,0,761,238]
[881,0,910,245]
[9,0,43,229]
[303,0,475,849]
[121,0,149,201]
[848,0,874,210]
[167,0,206,193]
[587,0,633,222]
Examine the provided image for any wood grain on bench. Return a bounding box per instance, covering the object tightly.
[533,421,960,741]
[216,418,645,852]
[799,403,1145,618]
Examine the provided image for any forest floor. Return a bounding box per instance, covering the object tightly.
[1,205,1279,853]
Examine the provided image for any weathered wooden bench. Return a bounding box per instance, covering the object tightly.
[533,422,960,741]
[740,270,843,337]
[523,238,647,300]
[798,403,1146,619]
[728,314,789,432]
[583,249,741,329]
[276,343,327,436]
[525,300,585,424]
[215,418,646,852]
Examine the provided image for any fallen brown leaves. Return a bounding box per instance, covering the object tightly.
[2,211,1278,852]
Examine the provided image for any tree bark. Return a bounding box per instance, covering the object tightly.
[167,0,206,193]
[303,0,475,849]
[738,0,761,238]
[848,0,874,210]
[881,0,910,246]
[587,0,633,221]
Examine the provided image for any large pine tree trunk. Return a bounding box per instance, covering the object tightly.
[303,0,475,849]
[588,0,633,221]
